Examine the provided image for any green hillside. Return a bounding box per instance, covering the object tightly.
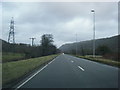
[59,35,119,61]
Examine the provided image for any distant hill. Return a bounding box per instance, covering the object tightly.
[59,35,119,55]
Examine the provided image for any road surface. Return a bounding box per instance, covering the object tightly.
[16,54,118,88]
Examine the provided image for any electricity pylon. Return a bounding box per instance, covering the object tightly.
[8,17,15,43]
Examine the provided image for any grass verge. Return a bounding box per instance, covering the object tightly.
[2,52,25,63]
[0,63,2,89]
[3,54,58,87]
[75,55,120,68]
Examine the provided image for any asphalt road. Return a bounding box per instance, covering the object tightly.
[16,54,118,88]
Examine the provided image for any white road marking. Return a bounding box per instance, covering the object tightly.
[78,66,85,71]
[48,59,55,64]
[16,64,48,89]
[71,60,74,63]
[15,57,57,89]
[48,60,53,64]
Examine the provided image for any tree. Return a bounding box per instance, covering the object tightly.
[96,45,111,55]
[40,34,57,56]
[2,34,57,60]
[41,34,53,46]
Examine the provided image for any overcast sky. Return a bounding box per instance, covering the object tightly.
[1,2,118,47]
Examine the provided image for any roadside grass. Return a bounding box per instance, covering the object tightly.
[75,55,120,68]
[3,54,58,86]
[0,63,2,88]
[2,52,25,63]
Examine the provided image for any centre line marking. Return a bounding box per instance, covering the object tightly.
[78,66,85,71]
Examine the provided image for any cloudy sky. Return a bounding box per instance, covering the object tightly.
[1,2,118,47]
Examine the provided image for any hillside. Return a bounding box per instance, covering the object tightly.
[1,37,58,61]
[59,35,119,55]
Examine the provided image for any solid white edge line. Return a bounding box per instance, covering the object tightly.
[48,58,55,64]
[15,57,57,89]
[78,66,85,71]
[16,64,48,89]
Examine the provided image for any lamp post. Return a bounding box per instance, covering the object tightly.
[76,33,77,55]
[91,9,95,57]
[30,38,36,46]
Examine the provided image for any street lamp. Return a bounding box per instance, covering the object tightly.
[91,9,95,57]
[76,33,78,55]
[30,38,36,46]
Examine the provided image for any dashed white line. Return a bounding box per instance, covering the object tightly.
[78,66,85,71]
[71,60,74,63]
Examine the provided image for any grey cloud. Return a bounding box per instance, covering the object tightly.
[2,2,118,47]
